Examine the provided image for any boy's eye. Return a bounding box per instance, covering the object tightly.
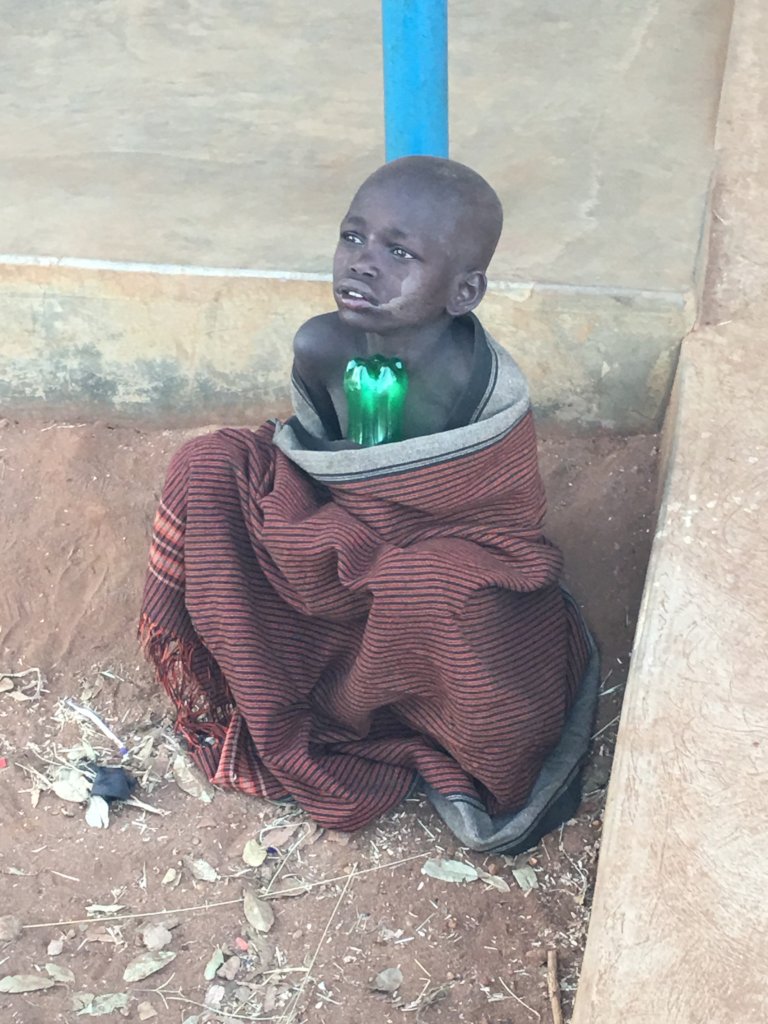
[341,231,363,245]
[391,247,415,260]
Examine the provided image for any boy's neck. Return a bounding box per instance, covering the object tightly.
[360,313,460,363]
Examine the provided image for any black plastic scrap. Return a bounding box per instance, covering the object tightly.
[86,764,137,803]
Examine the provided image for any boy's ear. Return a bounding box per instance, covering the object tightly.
[446,271,487,317]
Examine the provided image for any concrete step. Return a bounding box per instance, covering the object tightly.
[573,325,768,1023]
[573,0,768,1017]
[0,1,734,426]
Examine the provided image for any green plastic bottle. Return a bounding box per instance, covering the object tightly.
[343,355,409,446]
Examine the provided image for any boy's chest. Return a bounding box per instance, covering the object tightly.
[327,357,471,441]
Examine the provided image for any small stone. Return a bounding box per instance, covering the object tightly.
[137,1002,158,1021]
[204,983,226,1008]
[0,915,22,941]
[243,888,274,933]
[216,955,241,981]
[324,830,352,845]
[140,923,173,951]
[372,967,403,993]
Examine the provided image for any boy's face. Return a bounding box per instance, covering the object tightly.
[333,179,466,334]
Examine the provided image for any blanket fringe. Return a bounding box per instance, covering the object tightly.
[138,613,230,753]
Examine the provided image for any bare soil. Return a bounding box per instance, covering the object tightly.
[0,418,658,1024]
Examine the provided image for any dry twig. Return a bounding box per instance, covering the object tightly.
[279,866,356,1023]
[498,977,541,1020]
[547,949,564,1024]
[22,853,425,930]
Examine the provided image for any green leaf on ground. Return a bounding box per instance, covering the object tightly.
[511,865,539,892]
[421,858,479,884]
[74,992,130,1015]
[0,974,56,993]
[123,950,176,983]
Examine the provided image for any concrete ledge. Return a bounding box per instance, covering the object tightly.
[0,256,695,429]
[571,329,768,1020]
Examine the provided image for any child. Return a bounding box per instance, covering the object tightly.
[140,157,598,854]
[291,157,502,443]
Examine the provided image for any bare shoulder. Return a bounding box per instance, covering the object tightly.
[293,313,359,393]
[293,313,348,362]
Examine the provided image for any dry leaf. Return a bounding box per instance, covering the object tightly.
[0,974,57,992]
[0,678,14,693]
[86,904,125,916]
[204,947,225,981]
[84,926,121,944]
[85,796,110,829]
[477,868,511,893]
[9,690,37,703]
[0,914,22,941]
[511,865,539,892]
[51,769,91,803]
[184,857,218,883]
[123,950,176,983]
[172,754,214,803]
[421,858,478,884]
[45,963,75,984]
[262,823,299,847]
[262,983,279,1014]
[243,888,274,933]
[137,1001,158,1020]
[140,923,172,951]
[74,991,130,1015]
[132,735,155,766]
[242,840,267,867]
[47,937,65,956]
[372,967,403,993]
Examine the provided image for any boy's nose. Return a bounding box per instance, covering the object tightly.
[350,249,378,277]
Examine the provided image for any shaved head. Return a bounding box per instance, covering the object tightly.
[353,156,503,272]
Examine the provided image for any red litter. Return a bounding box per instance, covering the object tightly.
[0,758,8,769]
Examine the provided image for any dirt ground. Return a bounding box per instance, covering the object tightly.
[0,417,658,1024]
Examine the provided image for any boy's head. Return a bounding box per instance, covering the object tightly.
[333,156,503,334]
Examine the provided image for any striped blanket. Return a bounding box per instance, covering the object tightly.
[140,321,598,852]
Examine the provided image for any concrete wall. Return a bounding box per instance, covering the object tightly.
[0,0,732,428]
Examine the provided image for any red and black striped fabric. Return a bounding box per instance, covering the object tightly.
[140,411,590,831]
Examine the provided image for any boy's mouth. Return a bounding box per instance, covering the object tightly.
[336,285,379,311]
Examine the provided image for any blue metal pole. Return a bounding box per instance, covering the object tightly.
[382,0,448,160]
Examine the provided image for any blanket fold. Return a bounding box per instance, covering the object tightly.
[140,325,597,850]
